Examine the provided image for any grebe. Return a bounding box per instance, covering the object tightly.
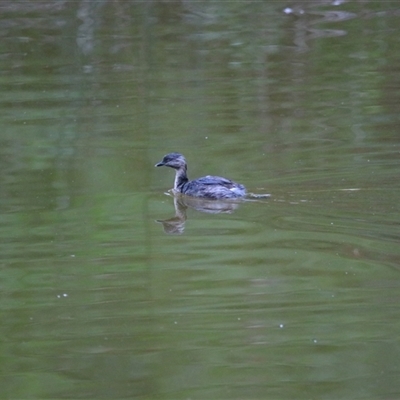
[155,152,246,200]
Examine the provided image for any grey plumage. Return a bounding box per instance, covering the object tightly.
[155,153,246,200]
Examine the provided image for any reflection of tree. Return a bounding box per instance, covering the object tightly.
[77,0,98,56]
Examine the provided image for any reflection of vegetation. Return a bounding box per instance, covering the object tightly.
[1,2,400,397]
[1,1,398,248]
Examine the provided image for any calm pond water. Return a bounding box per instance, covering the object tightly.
[1,1,400,399]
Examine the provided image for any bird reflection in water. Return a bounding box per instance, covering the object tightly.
[156,191,241,235]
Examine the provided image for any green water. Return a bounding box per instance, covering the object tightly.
[1,1,400,399]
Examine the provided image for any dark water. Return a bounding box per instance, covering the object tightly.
[1,1,400,399]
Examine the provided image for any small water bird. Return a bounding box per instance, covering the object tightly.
[155,152,246,200]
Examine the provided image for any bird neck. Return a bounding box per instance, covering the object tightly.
[174,166,188,191]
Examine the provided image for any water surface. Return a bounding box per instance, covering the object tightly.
[1,1,400,399]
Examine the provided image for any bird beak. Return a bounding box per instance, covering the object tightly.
[155,161,164,167]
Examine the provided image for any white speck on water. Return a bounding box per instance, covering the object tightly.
[174,321,178,325]
[279,324,284,328]
[313,339,318,343]
[71,254,75,257]
[63,293,68,297]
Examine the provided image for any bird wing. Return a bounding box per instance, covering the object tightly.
[194,175,236,188]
